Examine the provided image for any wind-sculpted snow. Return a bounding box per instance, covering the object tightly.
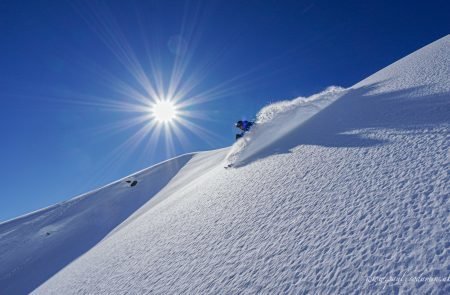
[226,86,347,166]
[4,36,450,294]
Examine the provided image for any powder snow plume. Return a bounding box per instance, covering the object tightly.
[226,86,347,166]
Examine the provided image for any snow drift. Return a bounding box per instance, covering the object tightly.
[1,35,449,294]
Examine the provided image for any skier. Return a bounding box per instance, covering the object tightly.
[235,120,254,140]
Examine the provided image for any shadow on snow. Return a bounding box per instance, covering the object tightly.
[235,82,449,167]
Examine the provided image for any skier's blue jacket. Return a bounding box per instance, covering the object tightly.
[235,120,254,140]
[236,120,254,131]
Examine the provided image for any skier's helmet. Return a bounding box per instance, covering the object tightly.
[235,120,243,128]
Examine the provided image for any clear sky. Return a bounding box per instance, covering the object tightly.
[0,0,448,222]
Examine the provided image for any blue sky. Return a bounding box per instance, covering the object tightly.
[0,0,448,221]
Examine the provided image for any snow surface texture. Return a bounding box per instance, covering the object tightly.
[1,35,449,294]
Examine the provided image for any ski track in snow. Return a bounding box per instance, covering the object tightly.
[0,35,449,294]
[38,128,449,294]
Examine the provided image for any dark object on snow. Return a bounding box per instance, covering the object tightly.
[235,120,254,140]
[126,180,138,187]
[224,163,233,169]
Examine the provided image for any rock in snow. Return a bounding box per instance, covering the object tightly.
[1,35,449,294]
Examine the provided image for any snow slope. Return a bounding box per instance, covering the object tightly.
[2,35,449,294]
[0,154,195,294]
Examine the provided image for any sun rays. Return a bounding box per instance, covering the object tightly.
[64,2,227,163]
[48,1,282,185]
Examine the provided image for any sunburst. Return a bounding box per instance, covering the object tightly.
[49,1,273,184]
[150,100,178,123]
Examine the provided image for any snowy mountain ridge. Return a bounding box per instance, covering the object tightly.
[1,35,449,294]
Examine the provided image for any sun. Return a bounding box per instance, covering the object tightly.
[151,100,178,122]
